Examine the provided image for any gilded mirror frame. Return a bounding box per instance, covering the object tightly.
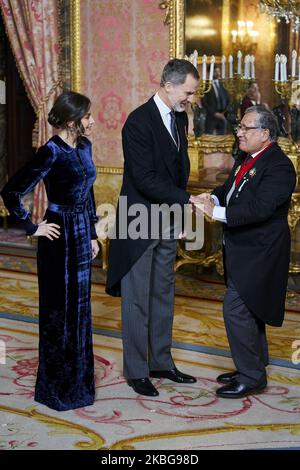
[57,0,80,91]
[160,0,236,174]
[160,0,231,60]
[70,0,81,92]
[160,0,185,59]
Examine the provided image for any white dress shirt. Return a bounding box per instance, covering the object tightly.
[212,145,269,223]
[153,93,178,146]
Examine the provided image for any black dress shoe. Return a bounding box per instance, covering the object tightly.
[150,367,196,384]
[216,370,239,384]
[127,378,159,396]
[216,380,267,399]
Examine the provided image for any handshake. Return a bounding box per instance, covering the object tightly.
[189,193,215,219]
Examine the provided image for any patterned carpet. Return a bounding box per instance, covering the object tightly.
[0,228,32,246]
[1,317,300,450]
[0,235,300,449]
[0,270,299,364]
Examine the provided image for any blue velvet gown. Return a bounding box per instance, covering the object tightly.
[1,135,97,411]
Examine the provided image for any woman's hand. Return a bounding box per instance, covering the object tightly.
[91,239,99,259]
[32,220,61,240]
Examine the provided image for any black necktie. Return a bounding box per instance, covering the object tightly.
[170,111,179,148]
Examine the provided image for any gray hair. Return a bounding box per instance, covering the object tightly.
[160,59,199,87]
[244,105,278,141]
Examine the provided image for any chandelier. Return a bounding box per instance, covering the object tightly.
[259,1,300,31]
[231,20,258,55]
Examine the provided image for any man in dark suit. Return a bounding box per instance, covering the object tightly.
[202,66,230,134]
[198,106,296,398]
[106,59,200,396]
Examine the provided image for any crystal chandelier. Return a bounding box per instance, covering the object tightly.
[259,1,300,32]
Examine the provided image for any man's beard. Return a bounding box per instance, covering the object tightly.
[172,102,186,112]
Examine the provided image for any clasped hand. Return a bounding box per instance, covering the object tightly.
[189,193,215,219]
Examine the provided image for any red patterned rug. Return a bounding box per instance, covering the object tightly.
[1,316,300,450]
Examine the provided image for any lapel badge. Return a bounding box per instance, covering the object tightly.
[234,165,241,176]
[249,167,256,178]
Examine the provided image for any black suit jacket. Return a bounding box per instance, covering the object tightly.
[212,143,296,326]
[106,97,190,296]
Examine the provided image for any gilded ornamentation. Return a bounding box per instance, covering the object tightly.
[289,193,300,233]
[277,137,299,176]
[165,0,232,61]
[176,238,224,276]
[160,0,184,59]
[96,166,124,175]
[70,0,81,92]
[0,204,9,229]
[159,0,172,25]
[195,135,235,173]
[94,166,123,270]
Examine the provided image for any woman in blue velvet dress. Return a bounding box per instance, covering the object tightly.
[1,91,99,411]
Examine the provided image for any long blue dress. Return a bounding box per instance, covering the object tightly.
[1,135,97,411]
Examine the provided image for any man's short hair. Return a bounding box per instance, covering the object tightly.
[160,59,200,87]
[245,105,278,141]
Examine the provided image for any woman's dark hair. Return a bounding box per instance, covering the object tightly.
[48,91,91,136]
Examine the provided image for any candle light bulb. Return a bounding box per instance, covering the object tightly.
[202,54,207,81]
[292,49,297,78]
[209,55,215,81]
[228,55,233,79]
[221,55,226,79]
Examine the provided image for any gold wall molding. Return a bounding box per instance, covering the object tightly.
[160,0,185,58]
[70,0,81,91]
[96,166,124,175]
[277,137,299,176]
[163,0,231,60]
[196,134,235,154]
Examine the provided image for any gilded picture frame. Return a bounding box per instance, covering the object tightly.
[160,0,232,60]
[70,0,81,92]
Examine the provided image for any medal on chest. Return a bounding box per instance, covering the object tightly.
[234,165,241,176]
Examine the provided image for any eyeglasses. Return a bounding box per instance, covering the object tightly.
[235,124,263,133]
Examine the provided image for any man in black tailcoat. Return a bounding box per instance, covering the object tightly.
[198,106,296,398]
[106,59,200,396]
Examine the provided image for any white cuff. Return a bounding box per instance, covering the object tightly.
[212,205,227,223]
[211,195,220,206]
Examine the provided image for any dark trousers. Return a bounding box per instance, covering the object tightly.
[121,239,177,379]
[223,277,269,387]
